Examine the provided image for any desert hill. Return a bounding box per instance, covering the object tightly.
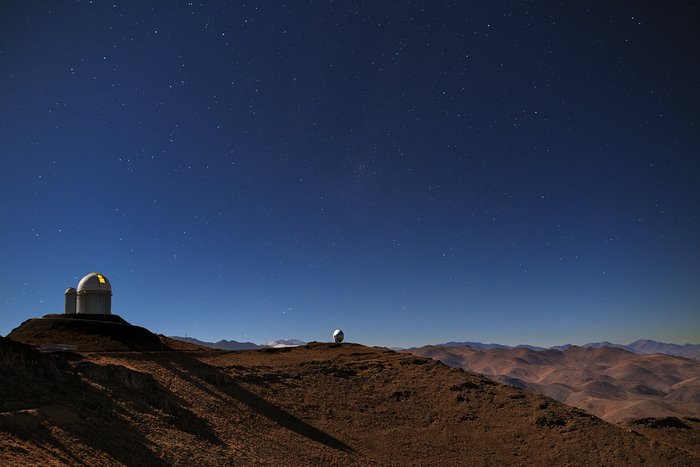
[0,334,697,465]
[406,344,700,424]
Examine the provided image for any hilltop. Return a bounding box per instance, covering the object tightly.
[7,314,169,352]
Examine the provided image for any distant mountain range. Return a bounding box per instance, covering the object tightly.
[430,339,700,360]
[169,336,260,350]
[170,335,699,360]
[169,336,307,350]
[626,339,700,359]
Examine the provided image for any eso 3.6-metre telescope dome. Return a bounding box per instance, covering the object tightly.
[65,272,112,315]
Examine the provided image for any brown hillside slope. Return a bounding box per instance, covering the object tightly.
[406,345,700,424]
[0,338,696,465]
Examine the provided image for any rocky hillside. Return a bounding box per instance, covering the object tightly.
[0,337,697,465]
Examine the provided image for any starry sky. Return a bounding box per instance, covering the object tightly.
[1,1,698,348]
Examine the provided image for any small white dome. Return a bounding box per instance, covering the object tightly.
[77,272,111,293]
[333,329,344,343]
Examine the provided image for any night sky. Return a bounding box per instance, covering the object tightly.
[1,1,698,347]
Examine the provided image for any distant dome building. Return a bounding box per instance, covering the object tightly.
[64,272,112,315]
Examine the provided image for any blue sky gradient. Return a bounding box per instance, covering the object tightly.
[1,1,698,347]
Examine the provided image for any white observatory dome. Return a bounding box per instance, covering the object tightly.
[333,329,344,343]
[76,272,112,315]
[77,272,112,292]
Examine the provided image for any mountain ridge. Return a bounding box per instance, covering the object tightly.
[167,336,308,350]
[169,336,260,351]
[418,339,700,360]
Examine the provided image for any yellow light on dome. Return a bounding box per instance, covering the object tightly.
[97,274,106,284]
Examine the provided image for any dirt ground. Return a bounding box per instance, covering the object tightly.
[1,335,698,465]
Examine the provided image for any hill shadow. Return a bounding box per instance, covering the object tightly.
[0,340,167,466]
[75,360,222,445]
[143,353,353,453]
